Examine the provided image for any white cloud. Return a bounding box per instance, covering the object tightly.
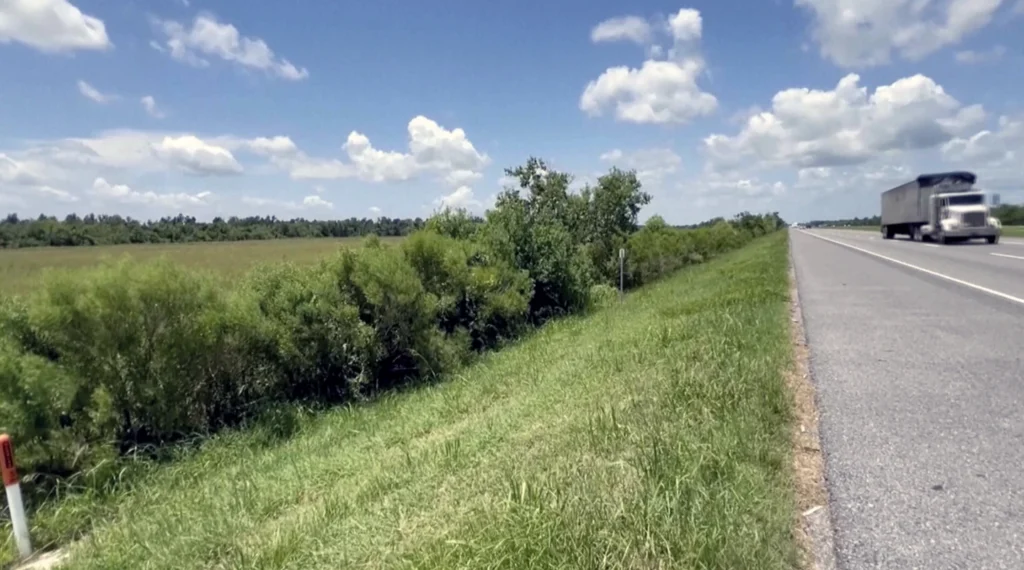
[369,206,382,215]
[954,46,1006,64]
[792,163,912,196]
[580,9,717,125]
[590,16,652,44]
[581,59,718,124]
[702,175,788,199]
[795,0,1005,68]
[942,114,1022,168]
[241,194,334,212]
[77,80,115,104]
[0,154,46,186]
[154,13,309,80]
[91,177,213,209]
[435,186,482,210]
[141,95,166,118]
[0,0,111,52]
[667,8,702,43]
[153,135,244,175]
[35,185,78,203]
[279,115,490,186]
[703,73,985,172]
[599,147,682,185]
[941,115,1024,194]
[301,195,333,209]
[245,136,298,156]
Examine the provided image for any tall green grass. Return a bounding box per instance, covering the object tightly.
[17,231,795,569]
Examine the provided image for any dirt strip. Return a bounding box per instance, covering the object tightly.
[788,255,837,570]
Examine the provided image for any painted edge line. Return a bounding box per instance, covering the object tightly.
[800,231,1024,306]
[991,252,1024,261]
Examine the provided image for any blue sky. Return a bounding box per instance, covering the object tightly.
[1,0,1022,224]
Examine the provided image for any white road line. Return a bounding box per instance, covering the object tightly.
[801,231,1024,307]
[991,252,1024,261]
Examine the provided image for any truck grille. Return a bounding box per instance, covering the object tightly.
[962,212,987,227]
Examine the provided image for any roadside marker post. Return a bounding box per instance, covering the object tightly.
[619,248,626,302]
[1,434,32,559]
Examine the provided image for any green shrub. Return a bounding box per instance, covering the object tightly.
[327,245,459,391]
[0,156,786,510]
[0,261,276,492]
[239,261,377,403]
[402,230,532,350]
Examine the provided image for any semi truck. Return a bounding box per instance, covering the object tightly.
[880,171,1002,244]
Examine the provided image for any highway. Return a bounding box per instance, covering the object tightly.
[790,229,1024,569]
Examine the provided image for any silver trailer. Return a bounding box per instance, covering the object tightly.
[880,171,1001,244]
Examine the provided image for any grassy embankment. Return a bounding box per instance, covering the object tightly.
[840,225,1024,237]
[10,231,797,570]
[0,237,404,296]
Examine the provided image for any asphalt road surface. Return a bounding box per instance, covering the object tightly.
[790,229,1024,570]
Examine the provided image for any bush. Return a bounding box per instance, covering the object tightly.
[402,230,532,351]
[0,157,786,506]
[0,261,275,492]
[238,262,376,403]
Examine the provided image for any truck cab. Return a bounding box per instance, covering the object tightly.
[922,191,1002,244]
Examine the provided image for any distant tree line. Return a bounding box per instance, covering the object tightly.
[807,203,1024,228]
[993,204,1024,225]
[675,211,786,232]
[805,215,881,228]
[0,213,466,249]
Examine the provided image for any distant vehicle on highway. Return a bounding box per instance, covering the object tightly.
[880,171,1002,244]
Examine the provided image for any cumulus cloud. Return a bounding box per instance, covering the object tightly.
[590,16,653,44]
[246,136,298,156]
[667,8,702,43]
[277,115,490,186]
[796,0,1005,68]
[91,177,213,208]
[153,13,308,80]
[702,73,985,172]
[77,80,116,104]
[600,147,682,185]
[435,186,480,209]
[0,0,111,52]
[153,135,244,175]
[942,116,1022,164]
[580,8,717,125]
[241,194,334,212]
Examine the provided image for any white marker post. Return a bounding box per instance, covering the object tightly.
[618,248,626,302]
[2,434,32,560]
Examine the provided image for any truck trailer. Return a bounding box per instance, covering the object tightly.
[880,171,1002,244]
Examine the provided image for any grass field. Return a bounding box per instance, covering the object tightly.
[5,232,798,569]
[0,237,404,296]
[837,225,1024,237]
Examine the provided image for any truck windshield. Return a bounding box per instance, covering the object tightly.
[947,194,984,206]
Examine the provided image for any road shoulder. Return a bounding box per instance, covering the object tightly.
[788,239,837,570]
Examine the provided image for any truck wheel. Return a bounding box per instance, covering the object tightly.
[881,226,891,239]
[987,235,999,244]
[937,232,947,245]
